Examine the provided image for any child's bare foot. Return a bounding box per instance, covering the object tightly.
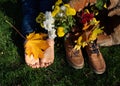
[40,39,54,68]
[25,54,41,68]
[25,39,54,68]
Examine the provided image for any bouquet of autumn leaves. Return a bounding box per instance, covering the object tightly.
[74,9,104,50]
[24,0,76,59]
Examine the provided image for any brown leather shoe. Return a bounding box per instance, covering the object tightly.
[85,42,106,74]
[64,34,84,69]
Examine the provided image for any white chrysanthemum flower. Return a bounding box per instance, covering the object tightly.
[45,11,51,18]
[48,29,57,39]
[43,11,56,39]
[43,20,54,31]
[43,11,55,31]
[45,11,54,21]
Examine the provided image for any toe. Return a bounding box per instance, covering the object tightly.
[40,62,46,68]
[25,54,40,68]
[31,64,37,68]
[30,62,40,68]
[40,61,51,68]
[44,63,50,68]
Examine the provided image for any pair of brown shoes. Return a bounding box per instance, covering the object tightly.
[65,34,106,74]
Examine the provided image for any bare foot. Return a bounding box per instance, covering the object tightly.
[25,54,41,68]
[25,39,54,68]
[40,39,54,68]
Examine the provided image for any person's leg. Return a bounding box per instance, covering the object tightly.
[21,0,39,35]
[21,0,41,68]
[38,0,56,68]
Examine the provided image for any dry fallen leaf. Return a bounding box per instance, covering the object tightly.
[24,33,49,59]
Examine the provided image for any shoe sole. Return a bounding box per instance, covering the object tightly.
[93,68,106,74]
[67,59,84,69]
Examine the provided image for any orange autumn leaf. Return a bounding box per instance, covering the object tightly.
[82,23,90,30]
[25,33,49,59]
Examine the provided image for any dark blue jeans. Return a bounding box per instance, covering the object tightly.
[21,0,56,36]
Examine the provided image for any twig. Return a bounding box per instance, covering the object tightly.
[5,20,26,39]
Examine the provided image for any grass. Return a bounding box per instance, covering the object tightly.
[0,0,120,86]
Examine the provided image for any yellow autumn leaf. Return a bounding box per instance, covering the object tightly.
[32,33,47,40]
[25,33,49,59]
[90,18,100,25]
[77,36,82,45]
[74,36,82,50]
[82,42,88,48]
[74,44,81,50]
[26,32,35,40]
[104,3,107,8]
[89,28,103,41]
[27,32,48,40]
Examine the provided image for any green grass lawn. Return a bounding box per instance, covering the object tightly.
[0,0,120,86]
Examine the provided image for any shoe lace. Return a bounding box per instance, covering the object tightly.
[89,42,99,55]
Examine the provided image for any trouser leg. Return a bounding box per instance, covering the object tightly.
[21,0,39,36]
